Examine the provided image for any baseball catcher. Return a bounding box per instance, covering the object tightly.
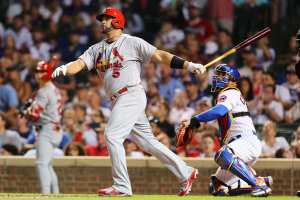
[177,64,272,197]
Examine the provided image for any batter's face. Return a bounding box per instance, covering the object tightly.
[35,71,48,85]
[100,15,114,33]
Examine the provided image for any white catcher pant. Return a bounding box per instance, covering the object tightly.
[105,86,193,195]
[215,132,262,187]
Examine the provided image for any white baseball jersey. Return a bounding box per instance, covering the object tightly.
[31,82,62,126]
[79,34,156,95]
[216,88,256,142]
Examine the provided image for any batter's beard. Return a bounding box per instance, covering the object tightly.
[102,27,114,34]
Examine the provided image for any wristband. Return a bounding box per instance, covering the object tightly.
[170,56,185,69]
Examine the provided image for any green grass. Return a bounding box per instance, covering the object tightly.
[0,194,299,200]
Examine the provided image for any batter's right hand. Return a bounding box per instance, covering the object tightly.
[52,65,67,78]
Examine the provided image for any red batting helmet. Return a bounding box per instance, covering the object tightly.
[36,61,53,81]
[96,7,125,29]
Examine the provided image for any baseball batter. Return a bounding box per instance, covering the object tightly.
[52,7,206,196]
[24,61,63,194]
[183,64,272,197]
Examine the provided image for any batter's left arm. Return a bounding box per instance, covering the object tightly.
[151,49,206,74]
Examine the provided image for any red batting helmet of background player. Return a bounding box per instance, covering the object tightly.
[96,7,125,29]
[36,61,53,81]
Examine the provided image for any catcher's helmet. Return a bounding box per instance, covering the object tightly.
[211,64,240,92]
[36,61,53,81]
[96,7,125,29]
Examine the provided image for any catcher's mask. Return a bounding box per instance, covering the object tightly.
[211,64,240,93]
[35,61,53,81]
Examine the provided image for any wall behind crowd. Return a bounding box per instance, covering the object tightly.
[1,0,300,159]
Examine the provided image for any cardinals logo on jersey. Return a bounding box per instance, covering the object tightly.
[95,48,124,78]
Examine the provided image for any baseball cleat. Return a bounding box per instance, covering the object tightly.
[178,168,199,196]
[251,185,272,197]
[97,186,130,196]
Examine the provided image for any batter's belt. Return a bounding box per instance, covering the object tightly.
[110,84,143,101]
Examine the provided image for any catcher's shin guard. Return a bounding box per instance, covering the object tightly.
[214,146,256,187]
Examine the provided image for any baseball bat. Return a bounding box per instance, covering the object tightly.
[204,27,271,69]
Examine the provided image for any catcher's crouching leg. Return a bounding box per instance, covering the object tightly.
[208,175,253,196]
[214,146,257,187]
[208,175,230,196]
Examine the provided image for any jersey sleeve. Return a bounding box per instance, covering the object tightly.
[135,37,157,63]
[79,45,97,70]
[216,90,239,111]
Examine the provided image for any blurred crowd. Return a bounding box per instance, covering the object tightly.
[1,0,300,159]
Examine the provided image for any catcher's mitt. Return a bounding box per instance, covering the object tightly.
[176,121,194,147]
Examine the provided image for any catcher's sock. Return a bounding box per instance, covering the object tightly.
[215,146,256,187]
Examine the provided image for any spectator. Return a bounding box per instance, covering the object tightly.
[5,14,33,50]
[0,113,24,152]
[0,69,19,125]
[292,140,300,158]
[72,83,89,105]
[149,116,171,149]
[185,79,202,109]
[0,144,19,156]
[6,64,32,104]
[141,61,158,91]
[195,97,218,128]
[154,21,185,51]
[275,148,293,158]
[158,64,184,103]
[74,121,98,146]
[185,130,202,157]
[85,123,109,156]
[239,76,254,102]
[86,89,111,120]
[16,116,34,144]
[252,84,284,124]
[251,66,264,97]
[123,2,144,36]
[169,91,195,127]
[38,0,63,24]
[208,0,234,33]
[124,139,144,158]
[59,30,86,62]
[283,64,300,103]
[239,48,259,78]
[261,121,290,158]
[64,143,86,156]
[255,36,276,71]
[291,126,300,146]
[156,100,175,138]
[29,28,51,60]
[60,108,79,149]
[199,133,216,158]
[185,4,214,42]
[217,29,235,65]
[263,72,292,109]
